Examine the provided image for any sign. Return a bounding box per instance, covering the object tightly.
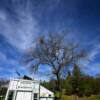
[17,81,33,90]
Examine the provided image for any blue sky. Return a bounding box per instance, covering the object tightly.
[0,0,100,80]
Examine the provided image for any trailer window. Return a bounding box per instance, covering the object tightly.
[7,91,14,100]
[34,93,38,100]
[49,94,51,97]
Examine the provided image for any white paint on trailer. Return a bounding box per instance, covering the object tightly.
[40,86,54,97]
[16,91,32,100]
[5,78,54,100]
[40,98,46,100]
[40,98,53,100]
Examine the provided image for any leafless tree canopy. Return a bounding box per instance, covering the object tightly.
[23,33,86,91]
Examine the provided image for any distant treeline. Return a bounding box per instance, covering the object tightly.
[0,65,100,97]
[0,79,8,96]
[42,65,100,97]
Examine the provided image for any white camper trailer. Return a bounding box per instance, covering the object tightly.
[5,79,54,100]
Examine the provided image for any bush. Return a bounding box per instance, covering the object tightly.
[0,96,4,100]
[84,89,92,97]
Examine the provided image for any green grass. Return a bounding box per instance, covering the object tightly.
[62,95,100,100]
[62,95,75,100]
[83,95,100,100]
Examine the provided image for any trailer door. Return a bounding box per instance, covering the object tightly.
[16,91,32,100]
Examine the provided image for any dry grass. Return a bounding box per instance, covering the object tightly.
[62,95,100,100]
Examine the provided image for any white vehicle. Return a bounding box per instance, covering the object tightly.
[5,78,54,100]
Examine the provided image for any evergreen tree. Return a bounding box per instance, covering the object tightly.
[66,71,73,95]
[71,64,81,94]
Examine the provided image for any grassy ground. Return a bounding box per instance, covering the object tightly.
[0,95,100,100]
[62,95,100,100]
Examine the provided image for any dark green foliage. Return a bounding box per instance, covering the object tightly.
[41,80,56,92]
[0,96,4,100]
[0,79,8,96]
[0,87,7,96]
[70,64,86,97]
[65,71,73,95]
[41,65,100,97]
[65,81,73,95]
[77,78,85,97]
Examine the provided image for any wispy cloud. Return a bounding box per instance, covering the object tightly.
[0,1,39,50]
[0,0,62,79]
[0,0,100,79]
[82,62,100,76]
[88,43,100,61]
[0,0,63,51]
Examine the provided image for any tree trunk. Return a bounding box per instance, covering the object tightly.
[56,74,62,100]
[75,94,77,100]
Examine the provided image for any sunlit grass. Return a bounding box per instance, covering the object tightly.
[62,95,100,100]
[84,95,100,100]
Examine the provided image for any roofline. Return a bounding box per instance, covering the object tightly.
[10,78,40,83]
[40,85,54,94]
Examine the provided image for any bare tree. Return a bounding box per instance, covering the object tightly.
[23,33,86,97]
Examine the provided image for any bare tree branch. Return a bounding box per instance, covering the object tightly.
[23,33,87,93]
